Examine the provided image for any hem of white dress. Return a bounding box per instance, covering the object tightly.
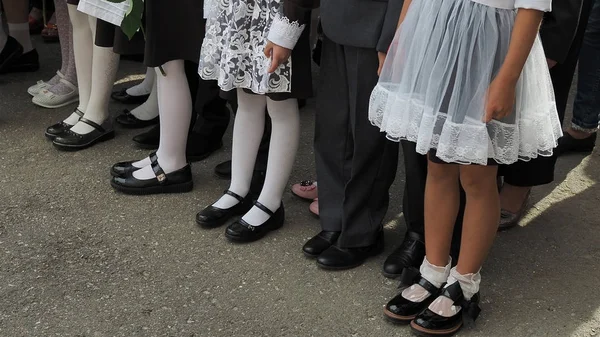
[266,14,305,50]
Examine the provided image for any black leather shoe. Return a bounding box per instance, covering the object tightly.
[111,152,157,177]
[196,190,253,228]
[44,109,84,139]
[111,162,193,195]
[186,132,223,162]
[384,269,444,324]
[115,109,159,128]
[53,118,115,151]
[302,231,341,258]
[132,125,160,149]
[410,282,481,336]
[556,132,597,156]
[4,48,40,73]
[214,160,232,179]
[111,88,150,104]
[383,231,425,279]
[225,202,284,242]
[0,36,23,74]
[316,231,384,270]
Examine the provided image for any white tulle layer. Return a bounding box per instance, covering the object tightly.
[368,0,562,165]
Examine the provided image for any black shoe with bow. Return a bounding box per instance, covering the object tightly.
[302,231,341,258]
[52,118,115,151]
[111,161,193,195]
[316,231,384,270]
[45,109,83,139]
[383,231,426,279]
[110,152,157,177]
[410,282,481,336]
[111,88,150,104]
[196,190,253,228]
[115,109,159,128]
[384,268,444,324]
[225,202,284,242]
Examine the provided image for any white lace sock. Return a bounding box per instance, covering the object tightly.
[402,257,452,303]
[133,60,191,180]
[129,75,159,121]
[8,23,33,53]
[212,89,267,209]
[428,267,481,318]
[241,98,300,226]
[126,67,155,96]
[0,17,7,51]
[68,5,93,114]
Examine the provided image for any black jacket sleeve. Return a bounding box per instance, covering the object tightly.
[540,0,586,63]
[377,0,405,53]
[283,0,320,25]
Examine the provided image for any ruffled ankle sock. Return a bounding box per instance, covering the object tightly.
[402,257,451,303]
[428,267,481,317]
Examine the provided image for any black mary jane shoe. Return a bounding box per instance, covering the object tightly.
[316,231,384,270]
[110,151,157,178]
[302,231,341,258]
[44,109,84,140]
[383,231,425,279]
[225,201,284,243]
[53,118,115,151]
[115,109,159,128]
[111,88,150,104]
[111,161,193,195]
[383,268,444,324]
[410,282,481,336]
[196,190,253,229]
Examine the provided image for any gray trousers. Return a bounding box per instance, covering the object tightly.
[314,35,399,248]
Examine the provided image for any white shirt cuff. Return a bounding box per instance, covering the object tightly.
[267,14,305,50]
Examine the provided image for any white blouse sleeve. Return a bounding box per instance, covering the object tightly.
[514,0,552,12]
[266,14,306,50]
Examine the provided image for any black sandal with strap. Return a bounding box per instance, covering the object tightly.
[110,160,193,195]
[225,201,285,242]
[196,190,254,229]
[411,282,481,336]
[110,152,158,177]
[384,269,446,324]
[45,109,84,140]
[52,117,115,151]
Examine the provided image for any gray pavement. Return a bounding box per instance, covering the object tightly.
[1,38,600,337]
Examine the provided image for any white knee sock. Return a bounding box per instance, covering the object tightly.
[241,98,300,226]
[8,23,33,53]
[212,90,267,209]
[129,75,159,121]
[133,60,191,180]
[0,17,7,51]
[126,67,155,96]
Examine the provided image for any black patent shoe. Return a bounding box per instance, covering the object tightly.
[111,161,193,195]
[132,125,160,149]
[410,282,481,336]
[186,132,223,162]
[44,109,84,139]
[115,109,159,128]
[383,231,425,279]
[556,132,597,156]
[110,152,157,177]
[196,190,253,228]
[0,36,23,74]
[302,231,341,258]
[52,118,115,151]
[225,202,284,242]
[384,268,443,324]
[316,231,384,270]
[111,88,150,104]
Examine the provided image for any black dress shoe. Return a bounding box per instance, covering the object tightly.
[556,132,597,156]
[384,269,444,324]
[186,132,223,162]
[316,231,384,270]
[44,109,84,140]
[115,109,159,128]
[196,190,253,228]
[383,231,425,279]
[410,282,481,336]
[111,88,150,104]
[53,118,115,151]
[302,231,340,258]
[4,48,40,73]
[132,125,160,149]
[0,36,23,74]
[214,160,232,179]
[111,152,157,177]
[225,202,284,242]
[111,161,193,195]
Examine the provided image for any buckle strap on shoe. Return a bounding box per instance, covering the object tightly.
[151,161,167,184]
[397,267,420,289]
[253,201,275,216]
[73,109,84,118]
[78,117,105,132]
[238,218,256,231]
[224,190,245,202]
[441,282,464,303]
[417,277,441,295]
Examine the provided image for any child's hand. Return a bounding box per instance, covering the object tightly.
[264,41,292,73]
[484,76,516,123]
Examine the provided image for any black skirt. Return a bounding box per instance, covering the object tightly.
[144,0,205,67]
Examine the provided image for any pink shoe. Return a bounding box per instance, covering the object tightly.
[309,198,319,217]
[291,180,318,200]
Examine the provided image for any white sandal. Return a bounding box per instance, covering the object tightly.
[27,70,65,96]
[32,79,79,109]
